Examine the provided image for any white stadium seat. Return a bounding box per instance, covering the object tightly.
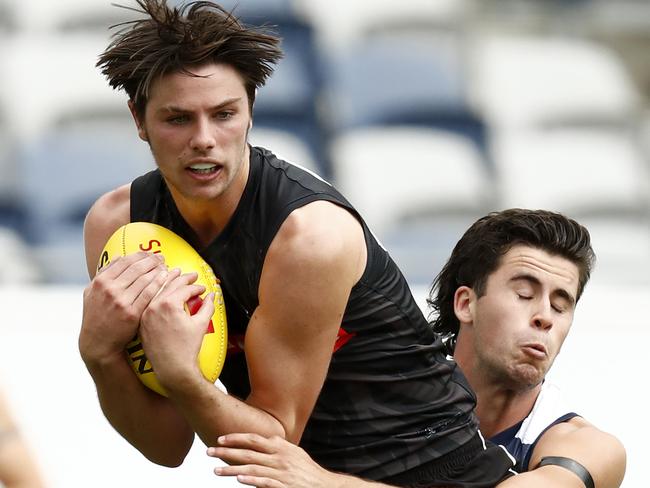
[492,128,650,283]
[469,35,642,129]
[249,127,320,173]
[330,127,495,283]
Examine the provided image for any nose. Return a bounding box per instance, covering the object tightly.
[531,301,553,330]
[190,117,216,152]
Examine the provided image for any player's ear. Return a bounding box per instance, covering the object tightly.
[128,100,149,142]
[454,286,476,326]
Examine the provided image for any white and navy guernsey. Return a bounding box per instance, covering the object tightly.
[490,381,579,472]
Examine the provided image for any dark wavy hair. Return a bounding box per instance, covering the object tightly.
[428,209,595,347]
[97,0,283,118]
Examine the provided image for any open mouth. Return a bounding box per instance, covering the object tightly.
[188,163,220,174]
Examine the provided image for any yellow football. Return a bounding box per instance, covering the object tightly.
[97,222,227,397]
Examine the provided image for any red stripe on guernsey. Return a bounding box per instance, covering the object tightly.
[186,295,215,333]
[227,328,354,356]
[334,327,355,353]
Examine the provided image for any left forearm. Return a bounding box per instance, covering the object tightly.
[168,378,287,447]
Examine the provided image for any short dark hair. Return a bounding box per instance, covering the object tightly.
[97,0,283,118]
[428,209,595,341]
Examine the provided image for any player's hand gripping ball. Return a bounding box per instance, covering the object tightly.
[97,222,228,397]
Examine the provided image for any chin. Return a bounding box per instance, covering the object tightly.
[507,365,545,390]
[517,373,545,390]
[179,183,226,201]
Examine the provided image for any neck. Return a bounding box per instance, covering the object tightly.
[171,145,250,248]
[472,380,541,438]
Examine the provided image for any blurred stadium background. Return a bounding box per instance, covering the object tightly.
[0,0,648,486]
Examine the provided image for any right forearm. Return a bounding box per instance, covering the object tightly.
[85,355,194,466]
[79,248,194,465]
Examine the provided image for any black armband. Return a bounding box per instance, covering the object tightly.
[538,456,595,488]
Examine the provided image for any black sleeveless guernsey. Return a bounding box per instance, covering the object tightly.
[130,146,479,481]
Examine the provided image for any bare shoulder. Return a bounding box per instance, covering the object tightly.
[529,416,626,487]
[276,200,365,255]
[83,184,131,278]
[268,200,367,285]
[279,200,363,243]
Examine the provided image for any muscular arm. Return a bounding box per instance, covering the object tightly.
[79,185,195,466]
[207,417,625,488]
[0,392,45,488]
[244,201,367,442]
[496,417,626,487]
[209,433,396,488]
[143,200,367,446]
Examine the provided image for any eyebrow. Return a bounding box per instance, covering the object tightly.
[159,97,243,114]
[510,273,576,307]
